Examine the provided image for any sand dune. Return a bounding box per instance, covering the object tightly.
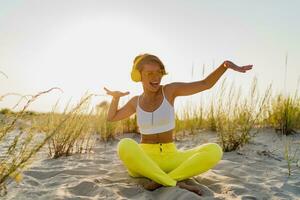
[4,128,300,200]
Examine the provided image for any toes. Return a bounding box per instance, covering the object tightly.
[142,181,162,191]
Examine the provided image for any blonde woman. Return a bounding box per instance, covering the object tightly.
[104,53,252,195]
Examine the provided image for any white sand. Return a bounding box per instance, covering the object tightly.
[3,128,300,200]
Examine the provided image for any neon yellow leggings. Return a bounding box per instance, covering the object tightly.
[117,138,223,187]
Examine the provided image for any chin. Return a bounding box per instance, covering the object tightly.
[146,84,161,92]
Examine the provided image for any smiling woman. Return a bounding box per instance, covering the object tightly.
[103,53,252,195]
[131,54,168,90]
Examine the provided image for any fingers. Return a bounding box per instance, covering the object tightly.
[244,67,252,71]
[122,91,130,96]
[103,87,110,92]
[104,87,113,96]
[104,87,130,97]
[237,65,253,72]
[242,65,253,68]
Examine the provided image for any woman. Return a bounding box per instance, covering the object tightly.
[104,53,252,195]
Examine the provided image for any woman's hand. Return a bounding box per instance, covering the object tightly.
[104,87,130,99]
[223,60,253,73]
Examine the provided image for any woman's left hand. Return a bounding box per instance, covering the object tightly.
[223,60,253,73]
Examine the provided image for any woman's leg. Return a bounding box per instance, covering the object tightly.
[167,143,223,181]
[117,138,177,186]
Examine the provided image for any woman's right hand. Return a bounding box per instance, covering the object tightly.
[104,87,130,99]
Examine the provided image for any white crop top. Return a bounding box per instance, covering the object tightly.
[136,86,175,135]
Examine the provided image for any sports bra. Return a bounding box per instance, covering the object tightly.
[136,86,175,135]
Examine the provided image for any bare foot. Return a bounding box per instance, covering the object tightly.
[142,180,163,191]
[176,181,203,196]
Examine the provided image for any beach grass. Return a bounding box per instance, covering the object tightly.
[0,88,62,196]
[174,77,274,151]
[214,77,272,151]
[283,135,300,176]
[175,101,205,139]
[1,73,300,196]
[266,92,300,135]
[34,93,97,158]
[94,100,138,141]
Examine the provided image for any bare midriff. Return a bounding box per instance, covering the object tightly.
[140,130,174,144]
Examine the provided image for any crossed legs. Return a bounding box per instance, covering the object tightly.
[117,138,223,187]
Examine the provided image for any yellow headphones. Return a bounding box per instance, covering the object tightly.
[131,54,146,82]
[130,54,167,82]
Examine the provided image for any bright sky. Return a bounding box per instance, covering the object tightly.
[0,0,299,113]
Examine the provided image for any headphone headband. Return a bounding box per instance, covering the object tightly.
[133,54,148,70]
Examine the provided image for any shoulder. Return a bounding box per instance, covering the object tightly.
[163,83,178,96]
[163,82,189,101]
[162,83,177,105]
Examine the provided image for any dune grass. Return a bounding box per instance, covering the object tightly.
[282,135,300,176]
[1,70,300,196]
[213,77,272,151]
[173,77,273,151]
[175,100,204,138]
[266,92,300,135]
[94,100,120,141]
[94,100,138,141]
[34,93,98,158]
[0,87,62,196]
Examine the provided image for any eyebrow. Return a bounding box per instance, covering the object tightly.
[142,69,162,72]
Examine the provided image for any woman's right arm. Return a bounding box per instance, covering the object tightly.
[104,87,136,122]
[107,96,136,122]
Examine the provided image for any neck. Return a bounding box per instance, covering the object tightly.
[142,85,162,100]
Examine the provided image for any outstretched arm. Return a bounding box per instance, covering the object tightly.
[104,87,136,122]
[168,61,253,97]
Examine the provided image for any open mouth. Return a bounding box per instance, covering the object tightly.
[150,81,160,87]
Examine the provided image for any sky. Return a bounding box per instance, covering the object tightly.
[0,0,299,113]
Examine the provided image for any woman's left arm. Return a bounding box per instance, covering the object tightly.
[168,61,253,98]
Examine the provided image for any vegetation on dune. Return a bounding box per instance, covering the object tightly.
[266,93,300,135]
[94,100,138,141]
[1,68,300,196]
[34,93,97,159]
[214,77,272,151]
[0,87,62,196]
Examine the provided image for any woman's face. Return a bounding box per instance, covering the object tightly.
[140,62,164,92]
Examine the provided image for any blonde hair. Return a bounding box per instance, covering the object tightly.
[133,54,166,72]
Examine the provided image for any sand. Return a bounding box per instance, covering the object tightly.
[3,128,300,200]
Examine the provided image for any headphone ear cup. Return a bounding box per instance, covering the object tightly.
[131,67,141,82]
